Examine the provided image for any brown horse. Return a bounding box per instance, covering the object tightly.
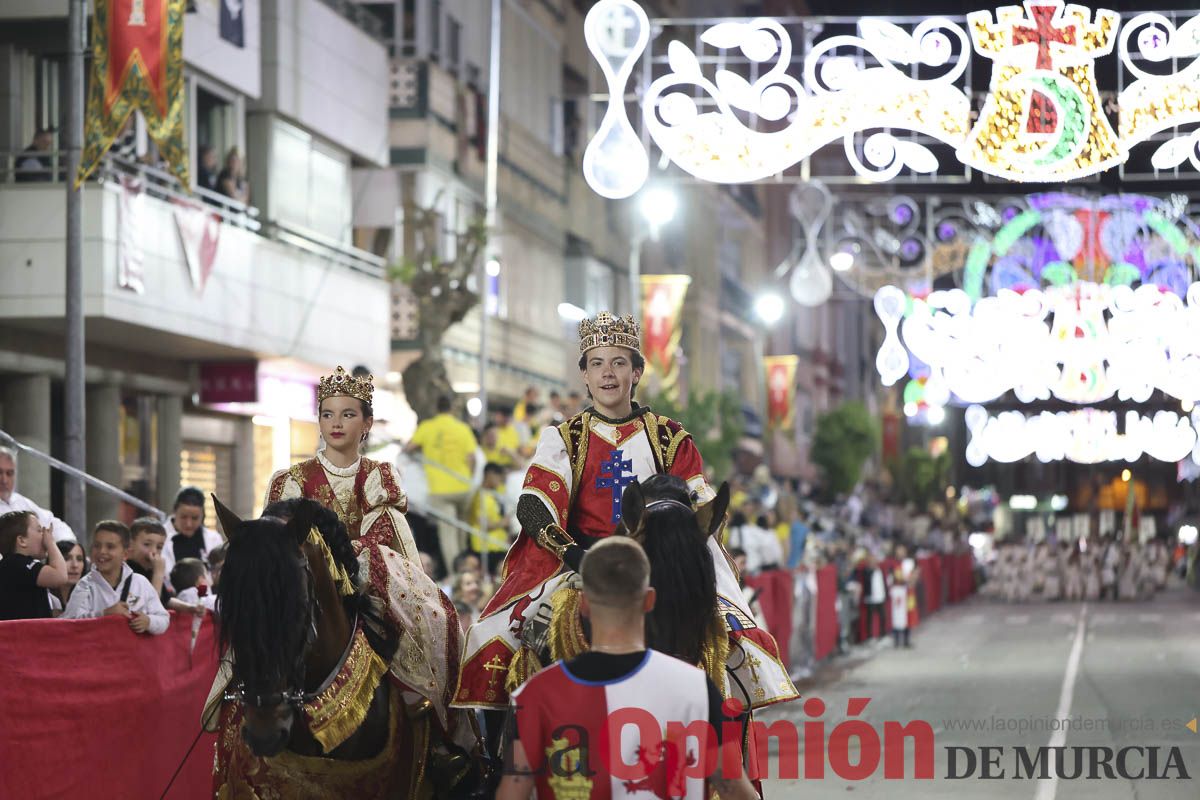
[212,498,435,799]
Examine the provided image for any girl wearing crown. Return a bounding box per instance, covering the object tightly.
[453,313,796,716]
[260,366,477,761]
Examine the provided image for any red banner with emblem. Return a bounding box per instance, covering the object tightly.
[79,0,189,187]
[641,274,690,399]
[764,355,799,430]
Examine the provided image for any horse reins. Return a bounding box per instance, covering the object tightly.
[162,556,359,797]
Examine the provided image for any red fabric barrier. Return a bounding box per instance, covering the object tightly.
[0,613,218,800]
[812,565,839,662]
[744,569,795,669]
[919,556,942,614]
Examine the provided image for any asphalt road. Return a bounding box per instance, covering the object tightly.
[758,585,1200,799]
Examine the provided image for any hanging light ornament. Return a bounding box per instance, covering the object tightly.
[782,180,835,306]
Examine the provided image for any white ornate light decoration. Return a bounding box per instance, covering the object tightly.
[874,191,1200,465]
[582,1,1200,195]
[877,281,1200,408]
[965,406,1200,466]
[582,0,651,199]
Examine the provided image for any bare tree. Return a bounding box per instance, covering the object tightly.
[392,192,487,421]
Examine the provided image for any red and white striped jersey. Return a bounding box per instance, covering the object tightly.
[512,650,713,799]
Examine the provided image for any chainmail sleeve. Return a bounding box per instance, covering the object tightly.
[517,494,557,537]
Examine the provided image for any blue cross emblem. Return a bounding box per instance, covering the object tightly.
[595,449,636,524]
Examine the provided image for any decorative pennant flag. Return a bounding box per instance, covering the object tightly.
[173,199,221,293]
[641,274,691,399]
[764,355,800,431]
[79,0,189,187]
[117,176,146,293]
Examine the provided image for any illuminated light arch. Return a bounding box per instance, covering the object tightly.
[582,0,1200,196]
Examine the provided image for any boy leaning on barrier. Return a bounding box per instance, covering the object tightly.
[63,521,169,636]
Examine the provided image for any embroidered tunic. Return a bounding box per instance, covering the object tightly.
[453,408,797,712]
[264,451,418,559]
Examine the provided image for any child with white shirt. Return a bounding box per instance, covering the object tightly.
[63,520,169,635]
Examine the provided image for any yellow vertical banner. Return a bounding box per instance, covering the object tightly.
[764,355,800,431]
[641,274,691,400]
[79,0,189,187]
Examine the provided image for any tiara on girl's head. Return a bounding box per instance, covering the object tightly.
[317,366,373,405]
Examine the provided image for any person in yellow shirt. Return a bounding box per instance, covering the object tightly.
[404,395,478,571]
[468,463,511,575]
[490,408,523,465]
[512,386,539,424]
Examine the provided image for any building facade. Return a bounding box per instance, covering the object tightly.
[0,0,393,527]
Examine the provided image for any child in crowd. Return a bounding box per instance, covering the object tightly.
[126,516,170,603]
[49,539,88,615]
[63,520,169,635]
[163,487,225,586]
[0,510,68,620]
[170,558,216,613]
[206,543,226,594]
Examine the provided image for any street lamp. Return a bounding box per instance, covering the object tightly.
[629,185,677,326]
[926,404,946,425]
[639,187,677,236]
[754,293,785,326]
[557,302,588,322]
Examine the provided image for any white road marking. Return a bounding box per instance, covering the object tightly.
[1137,613,1161,623]
[1034,604,1087,800]
[1006,614,1030,625]
[1051,612,1076,625]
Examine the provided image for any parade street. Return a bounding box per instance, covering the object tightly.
[764,589,1200,799]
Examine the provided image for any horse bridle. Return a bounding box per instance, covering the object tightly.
[223,553,356,711]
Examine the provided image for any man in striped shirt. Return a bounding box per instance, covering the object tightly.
[498,537,758,800]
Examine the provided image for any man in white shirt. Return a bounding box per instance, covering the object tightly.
[725,512,783,575]
[0,447,76,543]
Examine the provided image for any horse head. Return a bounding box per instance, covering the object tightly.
[616,475,719,665]
[214,496,329,757]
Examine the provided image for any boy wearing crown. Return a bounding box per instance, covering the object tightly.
[453,313,796,717]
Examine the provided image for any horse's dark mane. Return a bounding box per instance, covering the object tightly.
[634,474,717,665]
[263,499,360,590]
[217,517,313,691]
[260,499,398,664]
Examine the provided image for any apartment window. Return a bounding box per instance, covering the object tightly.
[194,86,238,190]
[562,97,580,156]
[400,0,417,56]
[429,0,441,58]
[446,16,461,76]
[34,56,63,134]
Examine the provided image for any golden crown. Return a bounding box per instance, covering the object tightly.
[579,311,641,355]
[317,366,374,406]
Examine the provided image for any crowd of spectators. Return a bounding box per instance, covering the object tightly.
[0,447,225,637]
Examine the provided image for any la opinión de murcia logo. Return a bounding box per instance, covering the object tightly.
[507,697,1194,783]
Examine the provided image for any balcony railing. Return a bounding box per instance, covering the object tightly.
[316,0,385,41]
[0,150,385,277]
